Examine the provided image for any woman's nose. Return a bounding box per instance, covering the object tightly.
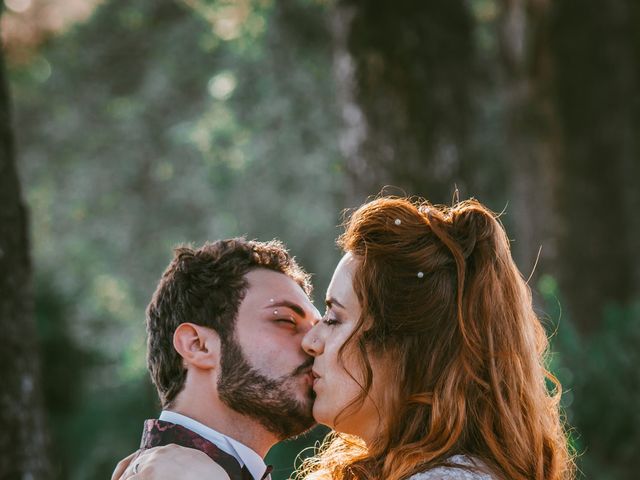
[301,323,323,356]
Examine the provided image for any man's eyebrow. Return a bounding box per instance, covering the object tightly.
[264,300,307,318]
[325,297,345,310]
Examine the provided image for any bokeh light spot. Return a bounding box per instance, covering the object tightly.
[208,71,237,100]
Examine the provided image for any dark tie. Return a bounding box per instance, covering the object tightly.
[241,466,253,480]
[240,464,273,480]
[262,465,273,480]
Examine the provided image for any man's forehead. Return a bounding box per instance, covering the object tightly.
[244,269,310,302]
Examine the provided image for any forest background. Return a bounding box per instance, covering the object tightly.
[0,0,638,479]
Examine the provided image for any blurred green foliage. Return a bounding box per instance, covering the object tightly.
[7,0,639,478]
[540,276,640,480]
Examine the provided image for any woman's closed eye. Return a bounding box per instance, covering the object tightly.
[322,312,341,326]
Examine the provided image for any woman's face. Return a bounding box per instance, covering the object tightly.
[301,253,388,443]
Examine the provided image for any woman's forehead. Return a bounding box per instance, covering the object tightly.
[326,253,360,311]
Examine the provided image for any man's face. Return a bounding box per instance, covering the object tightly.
[217,268,321,440]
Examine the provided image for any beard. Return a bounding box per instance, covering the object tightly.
[217,335,316,440]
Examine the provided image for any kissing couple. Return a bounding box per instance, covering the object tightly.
[112,195,573,480]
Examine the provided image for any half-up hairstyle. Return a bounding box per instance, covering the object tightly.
[298,196,573,480]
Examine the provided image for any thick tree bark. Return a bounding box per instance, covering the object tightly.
[331,0,475,206]
[0,17,50,479]
[497,0,640,331]
[498,0,561,278]
[549,0,640,334]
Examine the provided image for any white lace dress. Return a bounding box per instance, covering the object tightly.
[407,455,496,480]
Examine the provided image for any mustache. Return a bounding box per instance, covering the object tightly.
[291,357,314,377]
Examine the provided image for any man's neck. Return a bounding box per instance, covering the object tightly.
[169,395,278,458]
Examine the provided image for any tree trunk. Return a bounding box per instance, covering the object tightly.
[0,14,50,479]
[330,0,475,206]
[549,0,640,334]
[497,0,561,279]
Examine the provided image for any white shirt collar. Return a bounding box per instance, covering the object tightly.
[159,410,269,480]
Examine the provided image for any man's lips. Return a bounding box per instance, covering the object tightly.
[294,367,315,388]
[293,358,314,376]
[311,370,321,387]
[302,370,314,386]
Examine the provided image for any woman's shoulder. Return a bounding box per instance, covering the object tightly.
[406,455,496,480]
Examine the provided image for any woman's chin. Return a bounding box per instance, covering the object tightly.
[312,405,335,430]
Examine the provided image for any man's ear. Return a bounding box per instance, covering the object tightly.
[173,323,221,370]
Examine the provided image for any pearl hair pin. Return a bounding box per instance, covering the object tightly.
[395,219,402,225]
[417,272,424,278]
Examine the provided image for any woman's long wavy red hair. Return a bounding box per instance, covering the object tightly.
[297,196,573,480]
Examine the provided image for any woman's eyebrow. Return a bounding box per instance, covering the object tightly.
[325,297,345,310]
